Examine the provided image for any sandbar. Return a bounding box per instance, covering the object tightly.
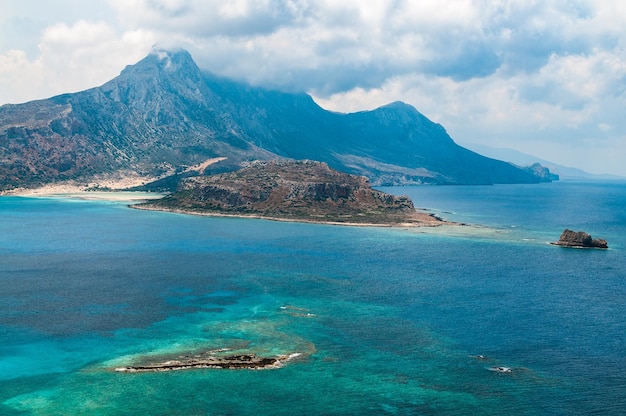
[2,184,166,202]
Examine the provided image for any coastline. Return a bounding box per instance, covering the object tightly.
[1,184,166,202]
[3,186,450,228]
[0,158,228,200]
[130,203,452,228]
[3,183,462,228]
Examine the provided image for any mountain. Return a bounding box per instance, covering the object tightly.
[0,48,550,191]
[521,163,559,182]
[463,143,623,180]
[138,160,444,226]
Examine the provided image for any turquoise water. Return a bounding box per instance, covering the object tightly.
[1,181,625,415]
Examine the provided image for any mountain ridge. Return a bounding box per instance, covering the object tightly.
[0,48,552,191]
[462,143,623,180]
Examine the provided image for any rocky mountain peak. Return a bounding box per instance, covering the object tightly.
[119,47,200,77]
[102,47,208,105]
[380,101,419,112]
[0,48,555,191]
[94,46,218,122]
[149,47,196,73]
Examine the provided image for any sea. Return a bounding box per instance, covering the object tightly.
[1,180,625,415]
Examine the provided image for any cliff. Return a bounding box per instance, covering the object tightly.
[522,163,560,182]
[138,160,444,226]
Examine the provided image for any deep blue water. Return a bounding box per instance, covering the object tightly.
[1,180,625,415]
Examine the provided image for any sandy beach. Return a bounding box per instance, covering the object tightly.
[0,158,232,201]
[6,189,166,202]
[1,180,166,202]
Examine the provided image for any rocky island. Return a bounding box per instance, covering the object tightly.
[552,229,608,249]
[135,160,445,227]
[114,351,301,373]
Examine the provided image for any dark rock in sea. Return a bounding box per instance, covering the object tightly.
[552,229,608,249]
[114,351,302,372]
[488,366,513,373]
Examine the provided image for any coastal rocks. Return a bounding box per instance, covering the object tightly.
[114,351,302,373]
[470,355,514,373]
[552,229,608,249]
[488,366,513,373]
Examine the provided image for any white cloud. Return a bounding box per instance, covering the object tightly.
[0,49,46,103]
[104,0,507,90]
[312,40,626,175]
[0,20,154,104]
[1,0,626,175]
[109,0,306,37]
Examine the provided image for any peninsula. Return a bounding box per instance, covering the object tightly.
[135,160,446,227]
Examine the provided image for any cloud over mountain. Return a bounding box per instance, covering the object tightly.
[1,1,625,175]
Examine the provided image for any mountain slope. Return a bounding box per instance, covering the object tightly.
[0,48,548,191]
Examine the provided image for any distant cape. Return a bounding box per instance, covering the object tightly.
[0,48,553,191]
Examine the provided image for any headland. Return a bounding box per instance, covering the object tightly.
[133,160,448,228]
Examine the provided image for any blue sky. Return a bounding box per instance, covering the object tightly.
[1,0,625,176]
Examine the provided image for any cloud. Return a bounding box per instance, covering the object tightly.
[0,50,45,103]
[109,0,306,37]
[8,1,623,99]
[105,0,514,91]
[0,0,116,57]
[1,0,626,174]
[101,0,625,98]
[0,20,153,104]
[312,39,626,176]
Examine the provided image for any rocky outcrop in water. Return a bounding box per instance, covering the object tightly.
[114,351,302,372]
[115,354,281,372]
[552,229,608,249]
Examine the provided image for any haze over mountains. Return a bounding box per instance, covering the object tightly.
[0,48,553,191]
[463,143,623,180]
